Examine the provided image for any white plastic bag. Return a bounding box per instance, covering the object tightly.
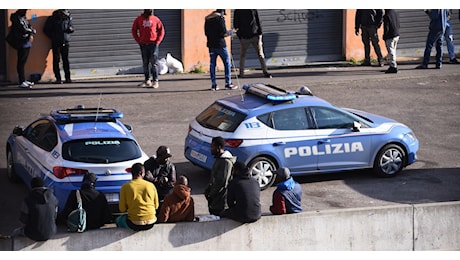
[156,58,168,75]
[166,53,184,73]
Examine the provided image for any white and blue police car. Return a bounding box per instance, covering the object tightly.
[185,83,419,190]
[6,105,149,212]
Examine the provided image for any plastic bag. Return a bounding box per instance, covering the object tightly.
[156,58,168,75]
[166,53,184,74]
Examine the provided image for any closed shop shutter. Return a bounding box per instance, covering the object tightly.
[68,9,181,78]
[231,9,343,69]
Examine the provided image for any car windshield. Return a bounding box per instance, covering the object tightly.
[62,138,142,163]
[196,103,246,132]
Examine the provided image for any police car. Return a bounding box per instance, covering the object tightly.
[6,105,149,211]
[185,83,419,190]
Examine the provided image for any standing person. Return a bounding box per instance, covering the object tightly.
[157,175,195,223]
[18,177,58,241]
[132,9,165,89]
[443,10,458,64]
[220,161,261,223]
[43,9,75,84]
[10,9,36,89]
[233,9,272,78]
[144,145,176,204]
[355,9,385,67]
[269,167,302,215]
[204,9,238,91]
[383,9,400,74]
[416,9,449,69]
[59,173,112,230]
[116,163,159,231]
[204,136,236,216]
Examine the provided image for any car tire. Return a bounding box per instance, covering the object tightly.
[373,144,406,177]
[7,149,22,183]
[247,156,277,190]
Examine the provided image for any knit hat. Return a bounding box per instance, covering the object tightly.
[275,167,291,180]
[83,172,97,184]
[31,177,44,188]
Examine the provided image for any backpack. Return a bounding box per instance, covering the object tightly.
[66,190,87,233]
[6,29,18,49]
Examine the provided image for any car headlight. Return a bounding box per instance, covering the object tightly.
[404,132,417,142]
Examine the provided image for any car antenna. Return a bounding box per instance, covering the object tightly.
[94,93,103,130]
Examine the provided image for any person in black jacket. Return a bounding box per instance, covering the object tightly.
[204,9,238,91]
[220,161,261,223]
[18,177,58,241]
[355,9,385,67]
[233,9,271,78]
[10,9,36,89]
[59,173,112,230]
[383,9,400,74]
[43,9,74,84]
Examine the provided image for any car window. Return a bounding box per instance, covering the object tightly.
[310,107,356,129]
[271,107,311,131]
[24,119,58,151]
[62,138,143,163]
[196,103,247,132]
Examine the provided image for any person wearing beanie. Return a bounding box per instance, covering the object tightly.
[18,176,58,241]
[220,161,261,223]
[269,167,302,215]
[59,172,112,230]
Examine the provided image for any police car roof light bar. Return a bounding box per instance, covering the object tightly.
[51,106,123,122]
[243,83,297,102]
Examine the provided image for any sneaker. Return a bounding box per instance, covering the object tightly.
[435,64,442,69]
[385,67,398,74]
[415,64,428,69]
[152,81,159,89]
[138,80,152,88]
[449,58,458,64]
[211,85,220,91]
[225,84,238,90]
[25,81,34,86]
[18,82,31,89]
[264,73,272,78]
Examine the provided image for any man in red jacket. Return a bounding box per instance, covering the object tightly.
[132,9,165,89]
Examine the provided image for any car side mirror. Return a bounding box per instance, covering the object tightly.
[352,121,361,132]
[12,126,24,136]
[124,124,133,132]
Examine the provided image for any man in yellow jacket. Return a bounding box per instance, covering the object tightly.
[116,163,159,231]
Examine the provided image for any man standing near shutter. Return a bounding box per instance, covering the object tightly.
[132,9,165,89]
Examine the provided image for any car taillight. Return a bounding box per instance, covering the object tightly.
[53,166,89,179]
[188,125,192,133]
[225,139,243,148]
[125,167,132,173]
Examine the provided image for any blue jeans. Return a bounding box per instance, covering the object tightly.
[140,44,159,82]
[423,30,444,66]
[442,23,456,60]
[208,47,232,87]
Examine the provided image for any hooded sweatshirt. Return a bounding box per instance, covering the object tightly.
[204,11,228,49]
[270,177,302,215]
[157,184,195,223]
[131,12,165,45]
[10,10,35,48]
[20,187,58,241]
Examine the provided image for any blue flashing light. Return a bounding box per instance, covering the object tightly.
[51,106,123,122]
[243,83,297,102]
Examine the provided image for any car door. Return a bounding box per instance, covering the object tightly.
[309,106,372,171]
[267,107,318,173]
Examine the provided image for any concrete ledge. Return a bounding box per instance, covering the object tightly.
[1,202,459,251]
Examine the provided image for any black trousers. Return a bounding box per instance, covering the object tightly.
[16,47,30,83]
[52,43,71,81]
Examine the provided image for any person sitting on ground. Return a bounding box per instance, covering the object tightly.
[220,161,261,223]
[157,175,195,223]
[18,176,58,241]
[269,167,302,215]
[116,163,159,231]
[59,172,112,230]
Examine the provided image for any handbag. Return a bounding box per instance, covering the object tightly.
[66,190,87,233]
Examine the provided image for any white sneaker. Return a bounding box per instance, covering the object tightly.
[138,80,152,88]
[18,82,31,89]
[152,81,159,89]
[25,81,35,86]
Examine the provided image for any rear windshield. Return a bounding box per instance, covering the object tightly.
[196,103,246,132]
[62,138,142,163]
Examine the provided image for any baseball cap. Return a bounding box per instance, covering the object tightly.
[156,145,172,158]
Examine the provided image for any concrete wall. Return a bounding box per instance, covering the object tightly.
[1,201,459,251]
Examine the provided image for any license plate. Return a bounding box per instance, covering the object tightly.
[105,193,119,203]
[190,149,207,163]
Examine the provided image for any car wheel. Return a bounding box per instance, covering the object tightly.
[247,157,277,190]
[7,149,21,183]
[373,144,405,177]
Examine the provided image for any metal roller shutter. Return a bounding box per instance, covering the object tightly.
[68,9,181,78]
[231,9,343,68]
